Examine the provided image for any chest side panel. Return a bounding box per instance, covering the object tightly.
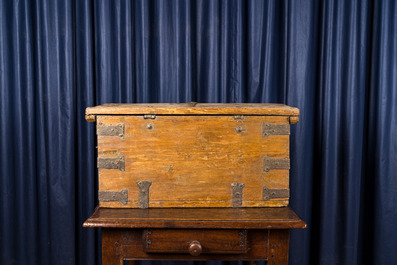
[97,115,290,208]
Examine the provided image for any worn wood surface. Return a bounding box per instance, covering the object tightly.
[97,115,290,208]
[83,207,307,229]
[86,103,299,118]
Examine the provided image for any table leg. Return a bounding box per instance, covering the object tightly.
[102,229,124,265]
[267,230,290,265]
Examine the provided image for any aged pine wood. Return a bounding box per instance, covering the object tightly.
[97,115,291,208]
[86,103,299,118]
[83,207,307,229]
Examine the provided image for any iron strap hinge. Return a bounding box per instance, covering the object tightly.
[98,189,128,205]
[97,156,125,171]
[97,123,125,138]
[262,122,290,137]
[231,182,245,207]
[136,180,152,208]
[263,186,289,201]
[263,157,290,172]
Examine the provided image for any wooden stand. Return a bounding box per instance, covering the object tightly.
[84,207,306,265]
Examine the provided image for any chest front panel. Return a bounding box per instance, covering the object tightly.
[96,114,290,208]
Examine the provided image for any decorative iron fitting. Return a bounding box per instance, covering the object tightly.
[136,180,152,208]
[231,182,245,207]
[262,122,290,137]
[263,186,289,201]
[263,157,290,172]
[98,189,128,205]
[144,230,153,246]
[238,230,247,247]
[97,156,125,171]
[97,123,125,138]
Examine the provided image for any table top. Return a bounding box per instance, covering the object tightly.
[83,207,306,229]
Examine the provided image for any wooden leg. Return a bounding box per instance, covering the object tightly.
[102,229,123,265]
[267,230,290,265]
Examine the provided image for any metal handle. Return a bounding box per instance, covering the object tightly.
[188,241,202,256]
[187,101,198,107]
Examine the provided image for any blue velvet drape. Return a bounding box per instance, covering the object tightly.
[1,1,396,265]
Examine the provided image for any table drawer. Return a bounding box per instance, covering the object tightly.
[143,229,247,256]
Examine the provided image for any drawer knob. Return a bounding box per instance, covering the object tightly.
[188,241,202,256]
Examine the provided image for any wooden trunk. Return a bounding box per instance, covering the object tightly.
[85,103,299,208]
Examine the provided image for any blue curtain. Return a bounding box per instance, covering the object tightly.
[1,0,396,265]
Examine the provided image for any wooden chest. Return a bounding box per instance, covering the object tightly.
[86,103,299,208]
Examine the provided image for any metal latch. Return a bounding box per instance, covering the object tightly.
[97,156,125,171]
[234,115,245,120]
[97,123,125,138]
[98,189,128,205]
[263,186,289,201]
[144,114,156,119]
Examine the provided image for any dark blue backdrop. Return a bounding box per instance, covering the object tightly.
[1,0,396,265]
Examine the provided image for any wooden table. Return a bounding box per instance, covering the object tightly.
[84,207,306,265]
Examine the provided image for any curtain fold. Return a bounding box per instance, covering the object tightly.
[1,1,396,265]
